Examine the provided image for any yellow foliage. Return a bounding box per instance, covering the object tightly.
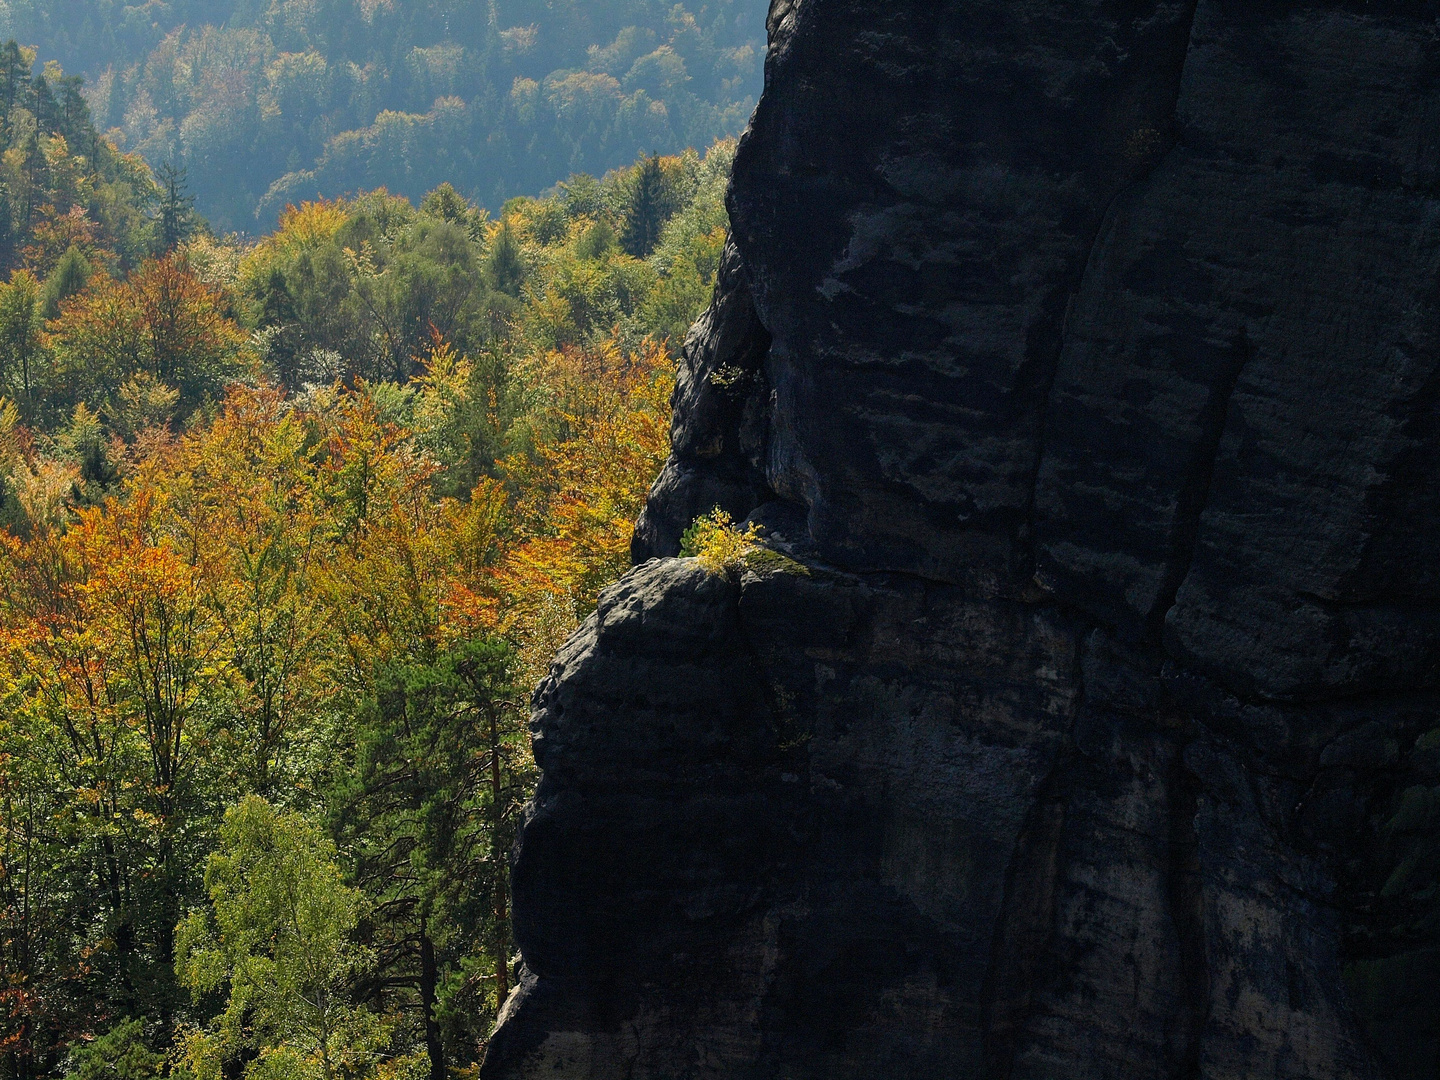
[679,507,760,574]
[494,336,673,620]
[0,143,760,1071]
[0,397,21,474]
[0,379,527,797]
[4,275,676,717]
[273,199,352,247]
[238,198,352,291]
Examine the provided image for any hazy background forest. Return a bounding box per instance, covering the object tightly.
[0,0,766,229]
[0,2,766,1075]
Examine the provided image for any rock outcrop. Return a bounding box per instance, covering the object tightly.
[483,2,1440,1077]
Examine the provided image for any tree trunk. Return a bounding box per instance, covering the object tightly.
[488,707,508,1004]
[420,924,446,1080]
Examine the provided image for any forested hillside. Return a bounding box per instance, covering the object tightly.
[0,0,766,229]
[0,57,736,1072]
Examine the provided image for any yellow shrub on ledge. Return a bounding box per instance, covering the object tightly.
[680,507,760,574]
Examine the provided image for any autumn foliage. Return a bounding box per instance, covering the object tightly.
[0,142,724,1078]
[47,255,248,417]
[0,342,673,1079]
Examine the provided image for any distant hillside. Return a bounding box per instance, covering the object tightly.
[0,0,767,231]
[0,41,161,275]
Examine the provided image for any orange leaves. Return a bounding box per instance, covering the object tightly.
[5,488,214,728]
[20,205,108,279]
[71,495,214,726]
[0,325,677,1066]
[99,380,502,690]
[0,327,674,768]
[493,336,673,642]
[0,380,438,798]
[47,271,145,399]
[435,477,508,638]
[131,255,248,387]
[46,253,249,414]
[76,492,181,598]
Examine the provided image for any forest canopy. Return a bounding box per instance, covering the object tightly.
[0,57,735,1072]
[0,0,768,229]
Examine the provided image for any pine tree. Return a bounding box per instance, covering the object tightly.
[0,182,14,270]
[56,75,89,148]
[485,220,524,296]
[0,41,24,117]
[27,72,58,133]
[20,129,47,228]
[42,244,88,319]
[334,638,531,1080]
[257,266,303,388]
[620,154,672,258]
[50,248,87,300]
[156,161,194,252]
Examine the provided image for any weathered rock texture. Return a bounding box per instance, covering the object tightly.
[484,2,1440,1077]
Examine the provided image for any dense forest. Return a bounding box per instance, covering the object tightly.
[0,46,740,1079]
[0,0,767,229]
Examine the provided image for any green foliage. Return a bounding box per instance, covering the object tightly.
[42,243,88,318]
[0,79,734,1080]
[44,254,248,424]
[221,141,730,501]
[484,220,525,298]
[61,1020,165,1080]
[467,140,731,355]
[109,371,181,439]
[641,140,733,342]
[620,154,676,258]
[49,400,119,502]
[332,637,532,1075]
[0,42,163,271]
[0,267,40,399]
[238,191,496,385]
[177,797,381,1080]
[576,218,617,261]
[156,162,197,252]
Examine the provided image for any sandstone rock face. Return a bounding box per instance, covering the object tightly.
[484,2,1440,1077]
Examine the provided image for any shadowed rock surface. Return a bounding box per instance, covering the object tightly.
[483,2,1440,1077]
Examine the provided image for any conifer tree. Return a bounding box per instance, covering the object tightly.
[156,161,194,252]
[334,639,531,1080]
[0,41,23,115]
[485,220,524,296]
[0,184,14,270]
[620,154,671,257]
[257,266,302,389]
[0,268,41,405]
[42,243,88,318]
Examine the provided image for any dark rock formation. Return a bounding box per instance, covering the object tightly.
[484,1,1440,1077]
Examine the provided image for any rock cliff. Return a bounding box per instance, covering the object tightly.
[482,2,1440,1077]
